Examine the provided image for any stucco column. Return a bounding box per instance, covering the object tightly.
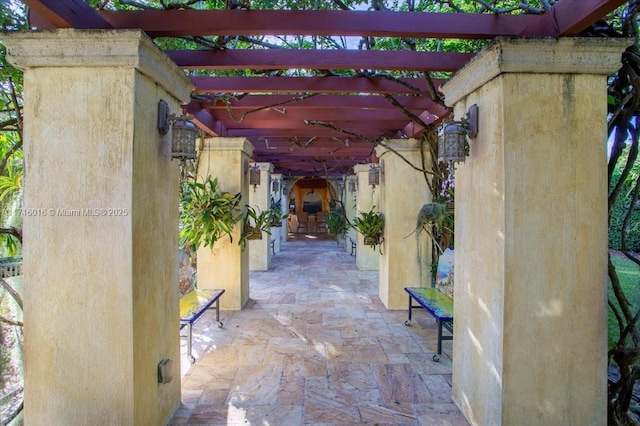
[4,30,192,425]
[196,138,253,310]
[344,175,358,253]
[271,173,283,251]
[353,164,381,270]
[374,140,432,309]
[439,37,631,426]
[248,162,273,271]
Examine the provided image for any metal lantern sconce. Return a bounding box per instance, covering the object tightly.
[158,100,197,161]
[348,179,357,193]
[249,163,261,192]
[272,179,280,193]
[438,104,479,165]
[369,162,383,189]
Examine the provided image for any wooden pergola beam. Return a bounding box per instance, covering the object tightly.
[21,0,112,29]
[99,10,540,39]
[520,0,626,36]
[168,49,473,72]
[191,76,445,95]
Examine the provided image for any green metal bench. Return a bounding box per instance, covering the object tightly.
[404,287,453,362]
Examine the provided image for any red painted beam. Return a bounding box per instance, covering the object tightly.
[167,49,473,72]
[20,0,112,29]
[402,103,450,137]
[201,94,437,110]
[228,128,394,138]
[99,10,539,39]
[222,119,404,130]
[256,148,374,158]
[213,108,417,122]
[192,76,445,95]
[519,0,626,37]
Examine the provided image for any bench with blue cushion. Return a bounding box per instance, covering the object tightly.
[404,287,453,362]
[180,288,225,363]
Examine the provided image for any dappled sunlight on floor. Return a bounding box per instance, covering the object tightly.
[171,238,468,425]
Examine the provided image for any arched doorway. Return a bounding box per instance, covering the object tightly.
[287,177,337,234]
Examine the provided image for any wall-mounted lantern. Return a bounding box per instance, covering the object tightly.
[249,163,261,192]
[272,179,280,193]
[438,103,479,165]
[369,162,383,189]
[157,100,197,161]
[348,179,357,193]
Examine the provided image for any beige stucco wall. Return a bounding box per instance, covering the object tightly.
[441,37,631,426]
[353,164,381,270]
[249,162,273,270]
[375,140,432,309]
[4,29,193,425]
[196,138,253,310]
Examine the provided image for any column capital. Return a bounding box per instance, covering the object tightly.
[353,164,372,174]
[4,29,193,103]
[441,37,632,106]
[251,162,274,173]
[202,137,254,157]
[374,138,421,158]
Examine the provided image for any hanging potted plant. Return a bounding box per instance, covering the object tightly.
[268,197,288,227]
[179,176,243,252]
[325,206,350,241]
[353,207,384,250]
[241,206,272,246]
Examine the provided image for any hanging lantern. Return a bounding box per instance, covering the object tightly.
[438,122,467,165]
[438,104,479,165]
[171,117,197,160]
[369,165,381,188]
[249,164,261,191]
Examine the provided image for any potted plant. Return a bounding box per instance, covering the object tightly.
[268,197,288,227]
[241,205,272,247]
[325,206,350,241]
[353,207,384,250]
[179,176,243,252]
[415,202,454,254]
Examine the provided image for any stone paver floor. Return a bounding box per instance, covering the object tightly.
[170,234,468,425]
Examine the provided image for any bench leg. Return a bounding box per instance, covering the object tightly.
[187,323,195,364]
[215,297,223,328]
[434,320,443,362]
[404,294,413,326]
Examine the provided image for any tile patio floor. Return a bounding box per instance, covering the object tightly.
[170,234,469,425]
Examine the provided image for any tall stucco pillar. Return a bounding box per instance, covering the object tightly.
[248,162,273,271]
[439,38,631,426]
[344,175,358,253]
[353,164,381,270]
[271,173,283,251]
[374,140,432,309]
[196,138,253,310]
[4,30,193,425]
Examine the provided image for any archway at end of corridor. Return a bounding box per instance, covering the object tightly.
[286,176,339,238]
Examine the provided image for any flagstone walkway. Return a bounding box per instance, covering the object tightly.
[170,235,468,425]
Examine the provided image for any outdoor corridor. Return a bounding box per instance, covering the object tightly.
[170,235,468,425]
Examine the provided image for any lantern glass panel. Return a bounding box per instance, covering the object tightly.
[171,119,197,160]
[249,166,261,186]
[369,167,380,187]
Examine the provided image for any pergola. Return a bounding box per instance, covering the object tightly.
[5,2,632,425]
[20,0,626,176]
